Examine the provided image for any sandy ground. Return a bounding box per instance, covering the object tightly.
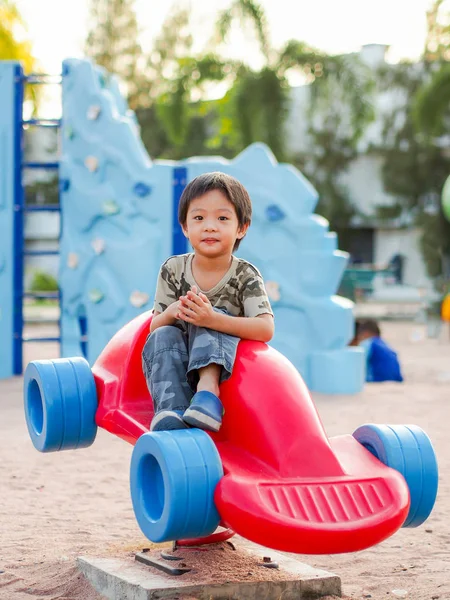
[0,321,449,600]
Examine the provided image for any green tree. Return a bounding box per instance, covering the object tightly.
[215,0,272,62]
[408,0,450,280]
[127,0,374,211]
[211,0,374,177]
[136,5,236,158]
[414,0,450,134]
[84,0,144,109]
[423,0,450,62]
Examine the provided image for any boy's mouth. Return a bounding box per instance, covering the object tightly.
[202,238,219,244]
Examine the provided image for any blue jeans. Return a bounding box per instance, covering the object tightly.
[142,310,240,414]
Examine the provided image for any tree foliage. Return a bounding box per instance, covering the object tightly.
[84,0,144,109]
[209,2,374,173]
[423,0,450,62]
[215,0,272,62]
[414,64,450,136]
[376,56,450,280]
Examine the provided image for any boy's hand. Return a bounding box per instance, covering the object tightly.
[178,286,215,328]
[165,300,182,322]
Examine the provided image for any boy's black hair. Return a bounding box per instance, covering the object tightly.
[178,172,252,251]
[358,319,381,337]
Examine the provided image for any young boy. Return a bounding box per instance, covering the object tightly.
[356,319,404,383]
[142,172,274,432]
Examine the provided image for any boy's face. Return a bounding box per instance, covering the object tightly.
[182,190,248,258]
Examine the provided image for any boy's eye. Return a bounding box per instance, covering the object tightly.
[194,216,203,220]
[219,216,228,221]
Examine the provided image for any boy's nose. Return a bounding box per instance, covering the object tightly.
[204,222,218,231]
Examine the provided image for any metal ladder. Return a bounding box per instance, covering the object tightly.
[13,69,62,375]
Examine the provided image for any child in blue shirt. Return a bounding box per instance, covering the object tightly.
[356,319,404,383]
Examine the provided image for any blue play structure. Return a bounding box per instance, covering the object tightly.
[0,58,364,393]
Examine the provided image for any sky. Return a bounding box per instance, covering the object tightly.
[15,0,435,114]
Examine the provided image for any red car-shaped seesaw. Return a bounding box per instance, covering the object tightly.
[23,311,438,554]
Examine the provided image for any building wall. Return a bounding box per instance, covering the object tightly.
[374,228,430,290]
[338,154,396,218]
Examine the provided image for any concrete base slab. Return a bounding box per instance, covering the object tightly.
[78,541,341,600]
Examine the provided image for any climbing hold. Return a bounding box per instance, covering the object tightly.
[67,253,79,269]
[87,105,101,120]
[130,290,150,308]
[102,200,120,216]
[59,179,70,193]
[91,238,106,255]
[65,125,75,140]
[89,289,104,304]
[84,156,99,172]
[265,281,280,302]
[266,204,286,222]
[98,72,107,88]
[133,182,152,197]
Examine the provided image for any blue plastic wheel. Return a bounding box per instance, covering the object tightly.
[353,424,438,527]
[130,429,223,543]
[23,357,98,452]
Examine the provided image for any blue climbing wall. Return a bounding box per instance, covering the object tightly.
[0,62,18,379]
[61,58,364,393]
[60,59,175,359]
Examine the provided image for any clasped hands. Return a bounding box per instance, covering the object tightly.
[176,285,216,328]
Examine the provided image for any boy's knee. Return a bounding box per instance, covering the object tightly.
[148,325,182,343]
[144,325,184,356]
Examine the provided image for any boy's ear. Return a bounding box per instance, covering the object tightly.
[237,223,249,239]
[181,224,189,237]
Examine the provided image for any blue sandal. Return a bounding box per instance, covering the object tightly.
[150,410,189,432]
[183,391,223,432]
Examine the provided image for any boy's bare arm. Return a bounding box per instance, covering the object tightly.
[209,311,274,342]
[150,302,180,333]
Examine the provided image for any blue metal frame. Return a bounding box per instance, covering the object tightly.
[25,74,62,85]
[12,64,25,375]
[10,68,64,374]
[23,205,60,212]
[23,119,61,128]
[22,162,59,169]
[172,167,188,255]
[23,250,59,256]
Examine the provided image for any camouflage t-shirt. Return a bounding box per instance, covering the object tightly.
[153,253,273,318]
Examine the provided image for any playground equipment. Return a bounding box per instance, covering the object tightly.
[0,58,363,393]
[0,63,62,380]
[23,311,438,554]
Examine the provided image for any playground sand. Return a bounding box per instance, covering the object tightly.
[0,320,449,600]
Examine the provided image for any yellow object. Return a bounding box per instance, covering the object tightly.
[441,294,450,322]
